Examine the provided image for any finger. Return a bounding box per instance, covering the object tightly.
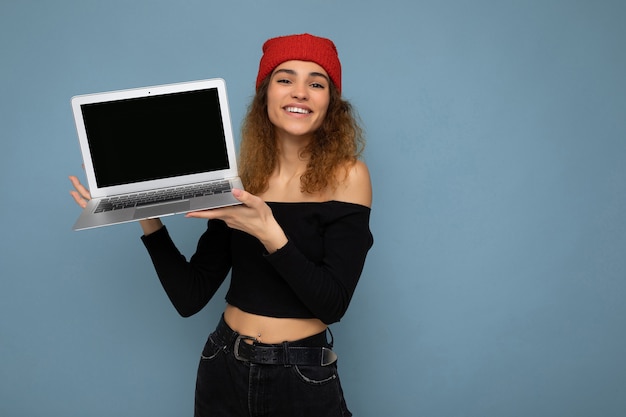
[185,204,241,220]
[231,188,259,207]
[69,190,88,208]
[232,188,244,199]
[185,208,224,219]
[69,175,91,200]
[185,210,212,219]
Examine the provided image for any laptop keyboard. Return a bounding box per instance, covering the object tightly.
[94,180,232,213]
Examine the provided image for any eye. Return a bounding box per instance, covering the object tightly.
[276,78,292,84]
[310,82,326,89]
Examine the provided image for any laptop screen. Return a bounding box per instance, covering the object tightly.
[80,88,230,188]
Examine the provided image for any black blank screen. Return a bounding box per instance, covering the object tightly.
[81,88,229,188]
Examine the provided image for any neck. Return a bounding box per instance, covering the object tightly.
[274,133,311,178]
[275,151,307,181]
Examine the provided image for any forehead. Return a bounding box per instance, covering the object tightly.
[272,60,328,77]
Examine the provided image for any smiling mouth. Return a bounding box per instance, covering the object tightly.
[285,106,311,114]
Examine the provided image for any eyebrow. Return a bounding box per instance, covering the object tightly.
[273,68,330,82]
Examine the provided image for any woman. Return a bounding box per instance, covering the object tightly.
[70,33,373,417]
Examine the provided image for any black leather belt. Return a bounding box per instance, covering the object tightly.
[233,335,338,366]
[214,317,338,367]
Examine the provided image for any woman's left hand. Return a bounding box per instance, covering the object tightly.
[185,188,288,254]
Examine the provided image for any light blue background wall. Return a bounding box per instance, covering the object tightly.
[1,1,625,416]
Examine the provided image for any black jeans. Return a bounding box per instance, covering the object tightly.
[194,316,352,417]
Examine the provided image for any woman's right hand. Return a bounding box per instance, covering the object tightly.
[69,175,164,235]
[69,175,91,208]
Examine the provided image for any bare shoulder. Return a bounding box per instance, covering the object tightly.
[332,160,372,208]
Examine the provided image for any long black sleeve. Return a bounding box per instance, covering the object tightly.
[226,201,373,324]
[264,207,373,324]
[141,220,232,317]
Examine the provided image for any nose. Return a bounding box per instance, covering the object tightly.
[291,81,309,100]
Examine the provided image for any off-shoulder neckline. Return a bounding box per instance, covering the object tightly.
[266,200,371,210]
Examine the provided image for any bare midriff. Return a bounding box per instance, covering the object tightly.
[224,304,327,344]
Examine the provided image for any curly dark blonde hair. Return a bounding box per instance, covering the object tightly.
[239,77,365,194]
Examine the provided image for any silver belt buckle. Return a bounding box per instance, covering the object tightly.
[321,347,338,366]
[233,335,256,362]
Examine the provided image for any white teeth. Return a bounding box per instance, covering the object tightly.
[286,107,310,114]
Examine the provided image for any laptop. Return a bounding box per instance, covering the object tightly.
[71,78,243,231]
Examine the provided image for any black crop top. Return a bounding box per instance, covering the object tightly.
[141,201,373,324]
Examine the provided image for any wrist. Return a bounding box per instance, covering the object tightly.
[260,221,288,254]
[140,218,163,236]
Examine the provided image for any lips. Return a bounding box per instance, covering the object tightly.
[285,106,311,114]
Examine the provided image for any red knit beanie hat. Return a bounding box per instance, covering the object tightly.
[255,33,342,93]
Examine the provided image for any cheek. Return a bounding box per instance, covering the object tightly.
[312,110,327,130]
[267,107,281,128]
[266,95,281,124]
[313,100,330,128]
